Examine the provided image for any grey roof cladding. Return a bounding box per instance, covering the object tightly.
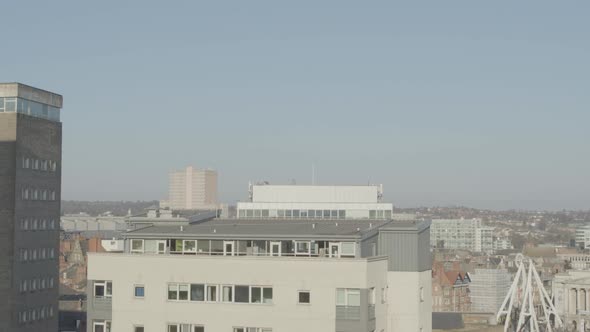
[124,218,430,240]
[125,218,393,240]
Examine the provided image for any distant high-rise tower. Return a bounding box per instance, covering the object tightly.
[166,166,217,210]
[0,83,63,331]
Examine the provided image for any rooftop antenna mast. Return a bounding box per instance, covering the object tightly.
[496,254,563,332]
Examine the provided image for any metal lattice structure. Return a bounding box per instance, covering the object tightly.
[496,254,563,332]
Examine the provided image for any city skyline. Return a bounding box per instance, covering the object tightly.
[2,1,589,210]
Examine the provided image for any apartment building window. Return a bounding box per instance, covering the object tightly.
[167,324,204,332]
[207,285,217,301]
[20,249,28,261]
[190,284,205,301]
[235,285,249,303]
[341,242,356,257]
[134,285,145,298]
[131,239,144,253]
[168,283,189,301]
[94,281,113,298]
[134,326,144,332]
[295,241,311,255]
[251,286,273,304]
[93,320,112,332]
[233,328,272,332]
[336,288,361,306]
[222,285,233,302]
[298,291,311,304]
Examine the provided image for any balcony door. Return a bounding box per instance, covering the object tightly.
[223,241,235,256]
[270,241,281,257]
[329,242,341,258]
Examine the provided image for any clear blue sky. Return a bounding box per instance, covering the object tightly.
[3,1,589,210]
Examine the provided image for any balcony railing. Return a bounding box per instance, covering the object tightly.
[92,296,112,311]
[336,305,361,320]
[129,249,357,259]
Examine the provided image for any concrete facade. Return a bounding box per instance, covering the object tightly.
[430,219,494,254]
[165,166,218,210]
[553,270,590,331]
[0,83,63,332]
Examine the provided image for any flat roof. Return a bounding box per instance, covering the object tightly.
[126,219,393,240]
[125,218,430,240]
[0,82,63,108]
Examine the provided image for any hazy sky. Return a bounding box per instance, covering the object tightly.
[3,1,589,210]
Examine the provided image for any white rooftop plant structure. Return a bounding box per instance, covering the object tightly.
[497,254,563,332]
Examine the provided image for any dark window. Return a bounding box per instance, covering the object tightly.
[235,285,249,303]
[134,286,145,297]
[191,284,205,301]
[298,291,311,304]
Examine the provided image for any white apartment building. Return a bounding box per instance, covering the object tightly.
[492,237,514,252]
[164,166,218,210]
[237,184,393,220]
[429,219,494,254]
[576,226,590,249]
[87,219,432,332]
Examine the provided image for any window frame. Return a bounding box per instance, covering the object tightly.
[340,242,356,257]
[94,281,113,298]
[134,285,145,298]
[130,239,145,253]
[336,288,361,307]
[298,290,311,304]
[295,241,311,255]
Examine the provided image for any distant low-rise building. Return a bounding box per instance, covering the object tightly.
[492,237,513,251]
[237,184,393,220]
[431,261,471,312]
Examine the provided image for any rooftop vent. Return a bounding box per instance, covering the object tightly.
[180,226,184,232]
